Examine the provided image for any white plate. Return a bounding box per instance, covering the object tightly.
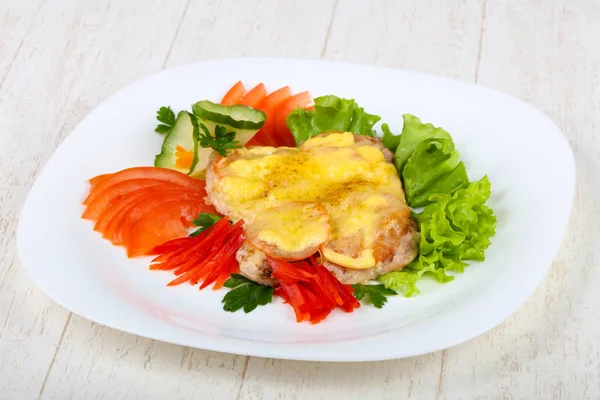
[17,58,575,362]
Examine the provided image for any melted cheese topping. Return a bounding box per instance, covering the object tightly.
[211,132,407,269]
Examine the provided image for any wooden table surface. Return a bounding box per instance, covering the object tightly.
[1,0,598,398]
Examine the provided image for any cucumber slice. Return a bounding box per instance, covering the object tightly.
[188,121,263,177]
[191,100,266,130]
[154,111,194,173]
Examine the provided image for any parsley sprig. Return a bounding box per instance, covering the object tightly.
[222,274,274,313]
[351,284,397,308]
[199,124,242,157]
[188,111,242,157]
[155,106,176,134]
[189,213,223,236]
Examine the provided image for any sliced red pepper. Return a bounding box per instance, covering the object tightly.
[193,221,244,287]
[152,218,229,271]
[168,220,244,287]
[269,258,312,282]
[270,257,360,323]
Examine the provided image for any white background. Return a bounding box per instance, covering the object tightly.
[0,0,598,399]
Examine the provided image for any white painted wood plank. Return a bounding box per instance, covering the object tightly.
[240,354,442,400]
[438,1,600,399]
[166,0,337,67]
[238,1,484,398]
[41,316,248,400]
[0,0,44,87]
[0,0,192,398]
[322,0,484,81]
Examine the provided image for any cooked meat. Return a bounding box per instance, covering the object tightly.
[235,241,278,286]
[323,219,419,284]
[205,132,419,285]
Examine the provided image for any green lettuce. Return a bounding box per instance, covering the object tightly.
[394,114,452,172]
[287,95,381,144]
[380,176,496,295]
[389,114,469,208]
[378,270,421,297]
[402,139,469,207]
[381,123,401,152]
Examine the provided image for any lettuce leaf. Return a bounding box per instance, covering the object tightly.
[287,95,381,144]
[407,176,496,280]
[394,114,452,172]
[402,138,469,207]
[378,270,421,297]
[380,176,496,296]
[381,123,401,152]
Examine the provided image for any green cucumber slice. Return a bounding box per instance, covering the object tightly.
[154,111,194,173]
[191,100,266,130]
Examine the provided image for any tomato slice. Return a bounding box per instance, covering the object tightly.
[83,178,190,221]
[127,199,219,257]
[110,192,212,246]
[221,81,246,105]
[83,167,205,206]
[93,184,196,234]
[247,86,292,147]
[89,173,113,187]
[274,91,312,147]
[239,83,267,108]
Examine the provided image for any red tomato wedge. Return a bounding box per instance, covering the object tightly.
[127,200,218,257]
[240,83,267,108]
[94,184,204,235]
[274,91,312,147]
[247,86,292,147]
[221,81,246,105]
[83,167,205,206]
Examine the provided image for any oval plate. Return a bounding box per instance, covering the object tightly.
[17,58,575,362]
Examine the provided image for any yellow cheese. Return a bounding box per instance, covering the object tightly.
[254,203,330,253]
[211,132,407,269]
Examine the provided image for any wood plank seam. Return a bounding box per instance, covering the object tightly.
[235,356,251,400]
[435,349,447,400]
[0,0,46,93]
[161,0,192,69]
[36,313,72,400]
[473,0,488,83]
[320,0,339,58]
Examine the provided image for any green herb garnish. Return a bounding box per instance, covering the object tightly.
[189,213,222,236]
[222,274,274,313]
[155,106,176,134]
[197,123,242,157]
[351,284,397,308]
